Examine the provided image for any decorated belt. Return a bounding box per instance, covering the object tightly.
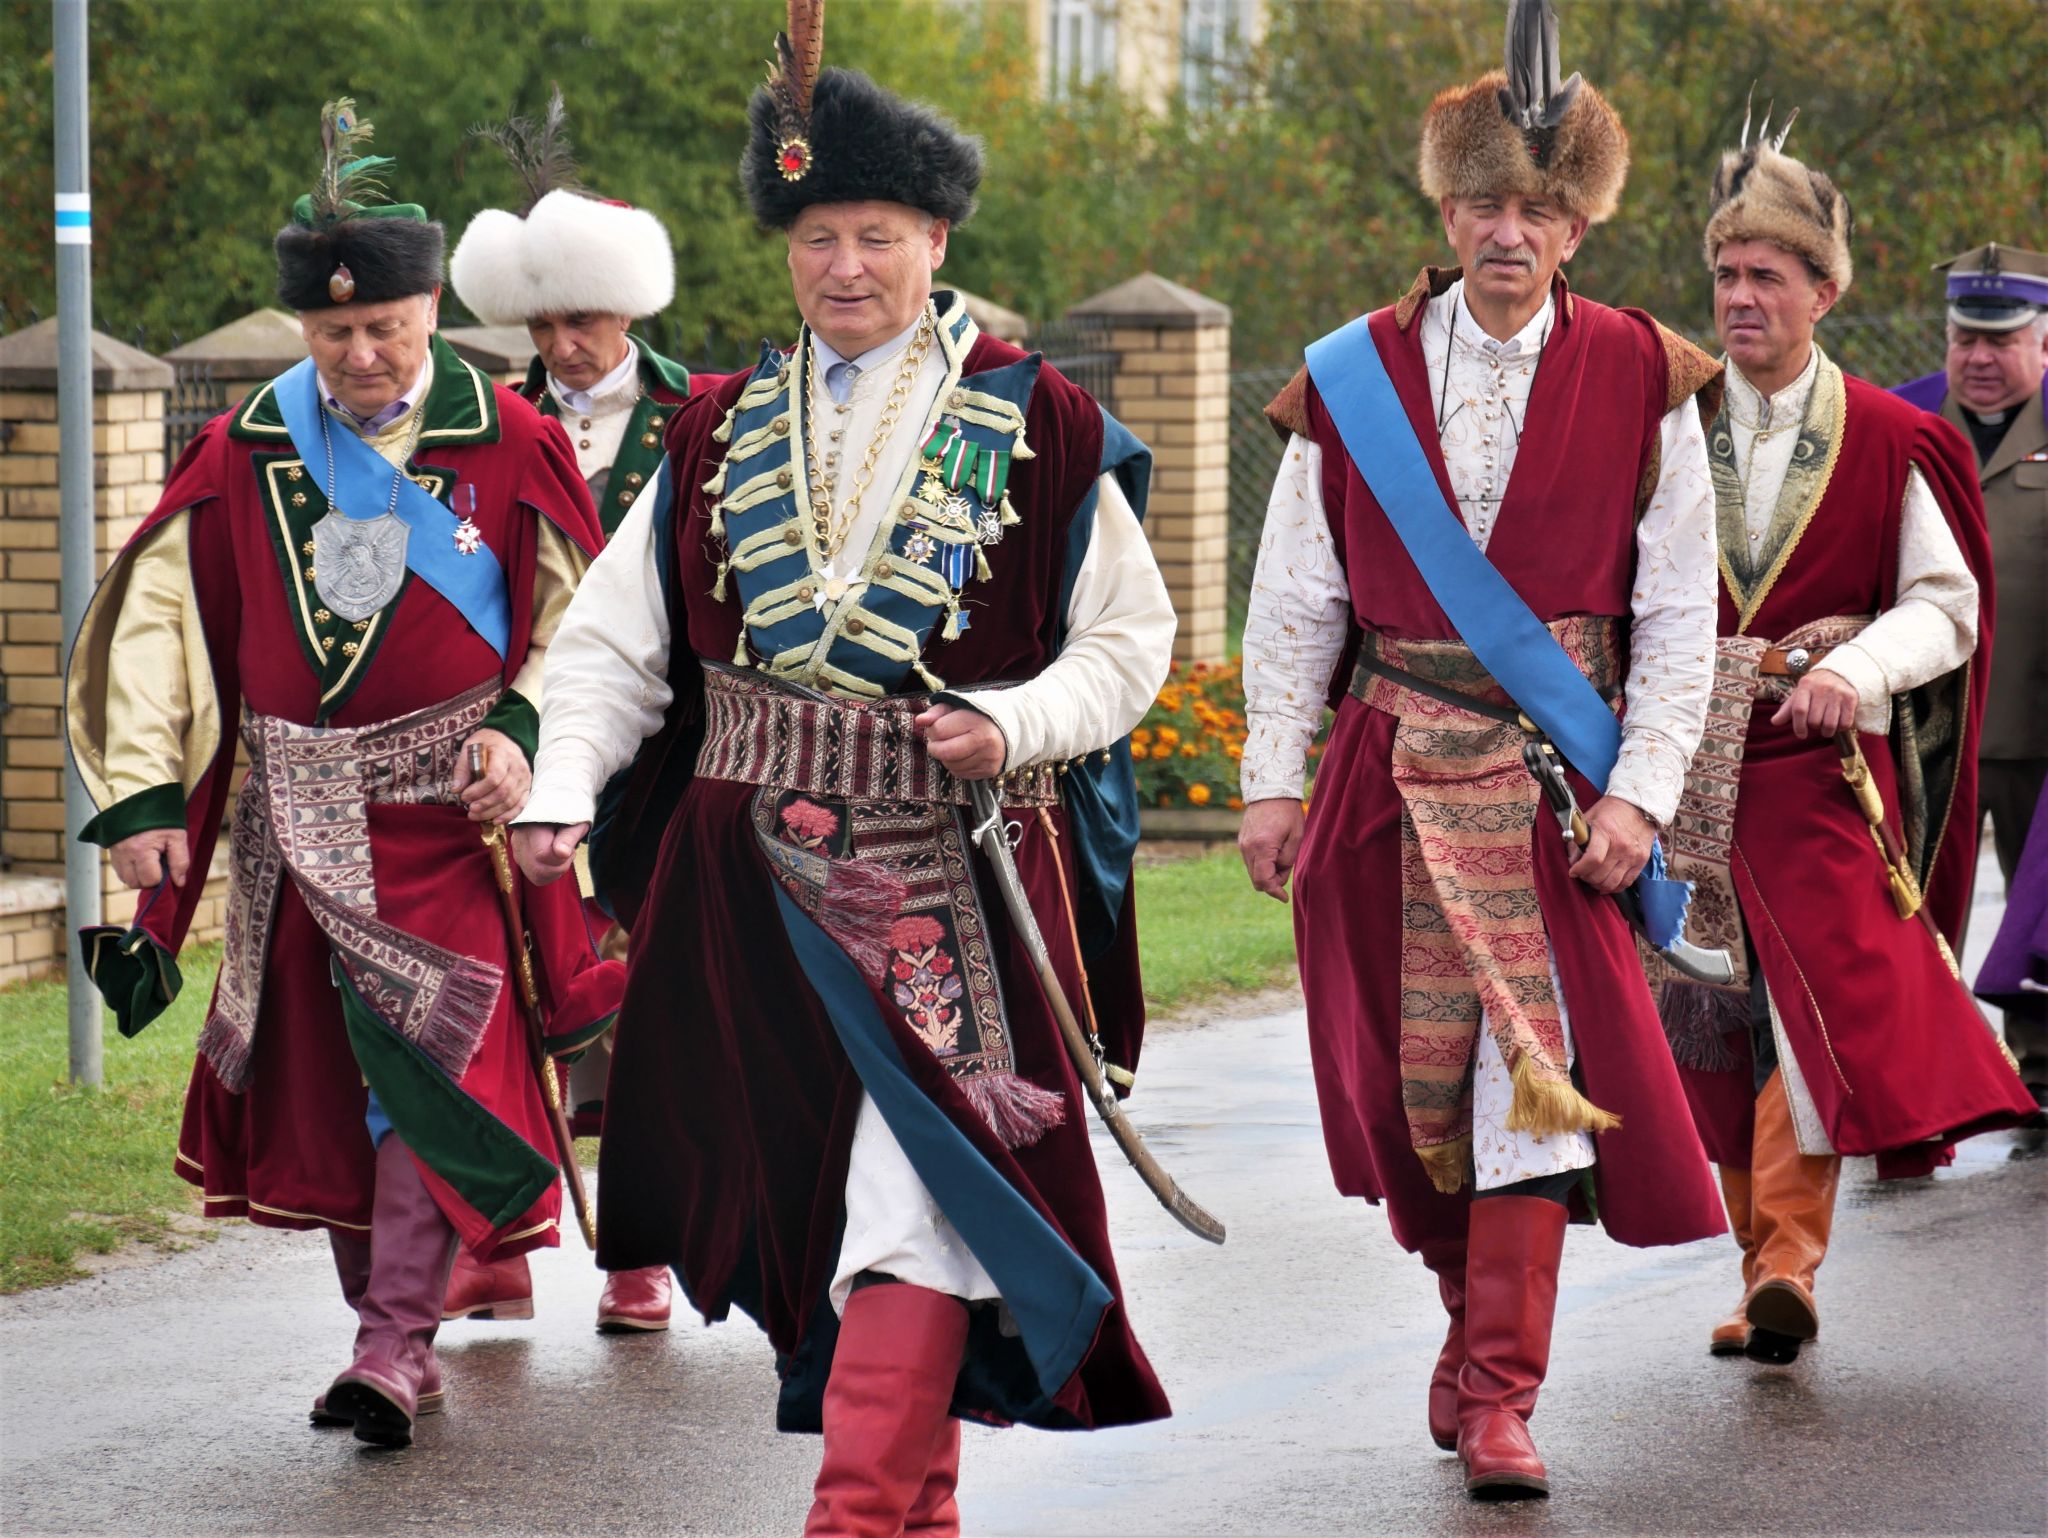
[695,663,1060,809]
[1349,617,1625,723]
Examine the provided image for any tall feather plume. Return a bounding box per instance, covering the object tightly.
[1497,0,1583,167]
[1736,84,1800,155]
[463,84,584,215]
[766,0,826,176]
[312,98,396,225]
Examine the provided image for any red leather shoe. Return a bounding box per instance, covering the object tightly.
[443,1248,534,1322]
[596,1266,673,1333]
[803,1282,970,1538]
[1456,1195,1567,1500]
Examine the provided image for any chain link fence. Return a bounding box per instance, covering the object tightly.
[1224,311,1951,636]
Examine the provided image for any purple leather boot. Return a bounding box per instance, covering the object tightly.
[323,1135,460,1447]
[311,1228,447,1427]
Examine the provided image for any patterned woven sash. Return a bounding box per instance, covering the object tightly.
[1652,614,1873,1069]
[697,665,1067,1148]
[1351,617,1625,1194]
[201,681,504,1092]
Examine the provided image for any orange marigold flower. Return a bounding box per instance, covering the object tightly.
[1226,795,1245,811]
[1151,743,1172,760]
[1179,742,1199,758]
[1131,727,1153,748]
[1187,784,1212,805]
[1227,743,1244,760]
[1156,726,1181,747]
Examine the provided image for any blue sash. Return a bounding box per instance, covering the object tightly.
[274,358,512,659]
[1305,314,1691,947]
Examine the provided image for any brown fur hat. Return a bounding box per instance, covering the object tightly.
[1419,69,1629,223]
[1703,137,1854,294]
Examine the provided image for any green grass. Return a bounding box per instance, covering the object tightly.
[0,947,217,1293]
[0,855,1293,1292]
[1134,849,1299,1012]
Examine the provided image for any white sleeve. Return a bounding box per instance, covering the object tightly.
[965,472,1176,767]
[1606,402,1718,827]
[1818,464,1979,734]
[515,466,675,827]
[1239,434,1350,805]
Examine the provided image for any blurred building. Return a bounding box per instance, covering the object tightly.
[1006,0,1266,113]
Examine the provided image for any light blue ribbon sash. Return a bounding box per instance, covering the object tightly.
[1305,315,1691,947]
[274,358,511,659]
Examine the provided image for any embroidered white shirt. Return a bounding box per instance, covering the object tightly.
[1721,350,1978,733]
[1240,280,1719,828]
[547,341,643,483]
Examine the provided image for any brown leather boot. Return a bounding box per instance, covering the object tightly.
[1420,1237,1468,1450]
[1743,1069,1840,1364]
[1709,1164,1758,1356]
[1456,1195,1567,1500]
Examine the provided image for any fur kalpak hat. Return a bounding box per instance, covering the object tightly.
[449,90,676,325]
[1418,0,1629,224]
[274,99,445,311]
[1703,100,1854,294]
[741,0,982,229]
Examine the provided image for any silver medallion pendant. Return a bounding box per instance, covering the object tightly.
[311,510,410,622]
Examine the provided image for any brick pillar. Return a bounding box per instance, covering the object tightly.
[0,320,178,982]
[1067,273,1231,664]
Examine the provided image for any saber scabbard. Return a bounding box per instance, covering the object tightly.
[966,779,1225,1245]
[470,744,598,1249]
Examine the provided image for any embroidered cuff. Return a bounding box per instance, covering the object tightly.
[78,782,186,848]
[480,689,540,768]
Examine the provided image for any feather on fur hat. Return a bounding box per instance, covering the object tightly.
[1418,0,1629,224]
[1702,100,1854,294]
[740,0,982,229]
[449,90,676,324]
[275,99,445,311]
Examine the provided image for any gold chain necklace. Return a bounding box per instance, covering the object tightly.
[803,311,936,572]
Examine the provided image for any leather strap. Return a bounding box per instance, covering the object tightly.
[1757,643,1835,678]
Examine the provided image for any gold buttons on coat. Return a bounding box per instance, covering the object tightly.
[580,438,592,450]
[783,527,804,546]
[641,433,659,448]
[292,493,308,507]
[304,566,317,581]
[618,489,634,507]
[301,540,315,555]
[845,617,866,636]
[287,466,304,482]
[771,416,790,435]
[776,469,793,489]
[625,472,644,488]
[314,608,331,623]
[648,415,664,431]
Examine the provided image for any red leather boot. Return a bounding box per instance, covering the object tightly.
[1456,1195,1568,1499]
[903,1418,961,1538]
[443,1246,535,1321]
[324,1136,461,1448]
[310,1230,447,1426]
[596,1266,673,1332]
[1420,1236,1468,1451]
[802,1282,970,1538]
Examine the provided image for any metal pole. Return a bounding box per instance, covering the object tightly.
[56,0,102,1087]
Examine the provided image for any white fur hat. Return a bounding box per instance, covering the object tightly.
[450,189,675,325]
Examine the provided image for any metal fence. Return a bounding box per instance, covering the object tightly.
[1223,311,1952,638]
[1033,316,1119,415]
[163,361,225,472]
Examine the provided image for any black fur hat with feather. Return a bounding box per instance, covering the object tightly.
[741,0,982,229]
[275,99,445,311]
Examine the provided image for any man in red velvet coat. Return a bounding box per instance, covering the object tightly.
[1659,118,2039,1367]
[442,91,709,1334]
[65,105,616,1449]
[506,9,1178,1534]
[1240,1,1727,1502]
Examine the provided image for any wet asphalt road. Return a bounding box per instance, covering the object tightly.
[4,872,2044,1537]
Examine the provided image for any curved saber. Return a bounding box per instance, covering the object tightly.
[966,780,1225,1245]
